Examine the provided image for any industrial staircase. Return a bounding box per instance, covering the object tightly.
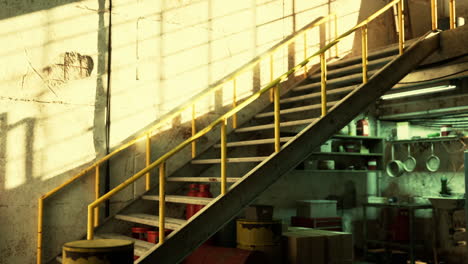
[37,1,455,263]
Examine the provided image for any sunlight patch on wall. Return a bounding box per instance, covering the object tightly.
[5,123,26,190]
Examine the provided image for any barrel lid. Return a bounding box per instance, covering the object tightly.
[64,239,134,250]
[237,219,281,224]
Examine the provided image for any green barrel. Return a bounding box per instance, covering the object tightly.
[62,239,134,264]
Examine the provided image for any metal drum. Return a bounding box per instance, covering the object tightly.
[236,219,282,264]
[62,239,133,264]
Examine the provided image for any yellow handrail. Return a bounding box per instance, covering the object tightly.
[37,14,336,264]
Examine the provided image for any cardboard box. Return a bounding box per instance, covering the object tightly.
[306,230,353,263]
[291,216,343,231]
[296,200,337,218]
[245,205,274,221]
[282,231,326,264]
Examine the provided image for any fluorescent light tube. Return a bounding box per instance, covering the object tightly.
[380,85,457,100]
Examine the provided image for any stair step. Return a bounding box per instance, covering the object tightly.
[214,137,294,147]
[280,85,357,104]
[115,214,186,230]
[326,41,404,70]
[143,195,213,205]
[167,177,241,183]
[95,233,153,256]
[95,233,154,249]
[255,100,339,118]
[309,56,394,81]
[235,118,317,132]
[293,70,377,92]
[192,157,268,164]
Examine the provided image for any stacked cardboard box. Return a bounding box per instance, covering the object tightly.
[282,227,353,264]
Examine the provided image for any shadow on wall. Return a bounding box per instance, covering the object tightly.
[110,0,341,147]
[0,0,82,21]
[0,112,99,263]
[349,0,398,57]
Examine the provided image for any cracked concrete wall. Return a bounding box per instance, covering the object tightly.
[0,0,110,263]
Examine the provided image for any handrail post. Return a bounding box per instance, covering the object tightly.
[431,0,438,30]
[145,134,151,191]
[334,13,339,57]
[232,79,237,129]
[220,119,227,195]
[159,162,166,244]
[449,0,456,29]
[320,53,327,116]
[191,105,196,158]
[304,31,308,61]
[37,198,43,264]
[94,166,100,227]
[274,85,281,152]
[303,31,308,77]
[87,205,94,240]
[269,54,274,102]
[361,25,368,84]
[398,0,405,55]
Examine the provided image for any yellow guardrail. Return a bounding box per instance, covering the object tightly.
[37,13,337,264]
[39,0,457,261]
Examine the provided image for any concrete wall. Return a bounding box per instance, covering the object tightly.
[0,1,109,263]
[0,0,400,263]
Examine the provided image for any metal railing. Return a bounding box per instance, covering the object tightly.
[38,0,458,261]
[37,13,337,264]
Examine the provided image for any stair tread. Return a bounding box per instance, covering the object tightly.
[235,118,318,132]
[280,85,357,104]
[95,233,155,249]
[325,40,408,69]
[115,213,186,229]
[143,195,213,205]
[293,70,377,92]
[255,100,340,118]
[95,234,153,256]
[166,177,241,182]
[309,56,394,80]
[192,157,268,164]
[215,137,294,147]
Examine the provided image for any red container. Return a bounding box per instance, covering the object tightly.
[131,227,150,241]
[392,209,409,242]
[441,124,452,136]
[356,119,369,136]
[183,245,267,264]
[194,184,213,213]
[368,159,377,170]
[147,229,173,244]
[186,184,199,220]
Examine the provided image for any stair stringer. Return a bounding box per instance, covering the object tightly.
[137,32,441,264]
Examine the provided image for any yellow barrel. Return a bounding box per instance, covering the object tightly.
[236,219,282,264]
[236,219,282,246]
[62,239,134,264]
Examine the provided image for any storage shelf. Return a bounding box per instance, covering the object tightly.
[295,169,379,173]
[366,239,425,249]
[333,134,384,140]
[309,152,383,157]
[389,136,467,144]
